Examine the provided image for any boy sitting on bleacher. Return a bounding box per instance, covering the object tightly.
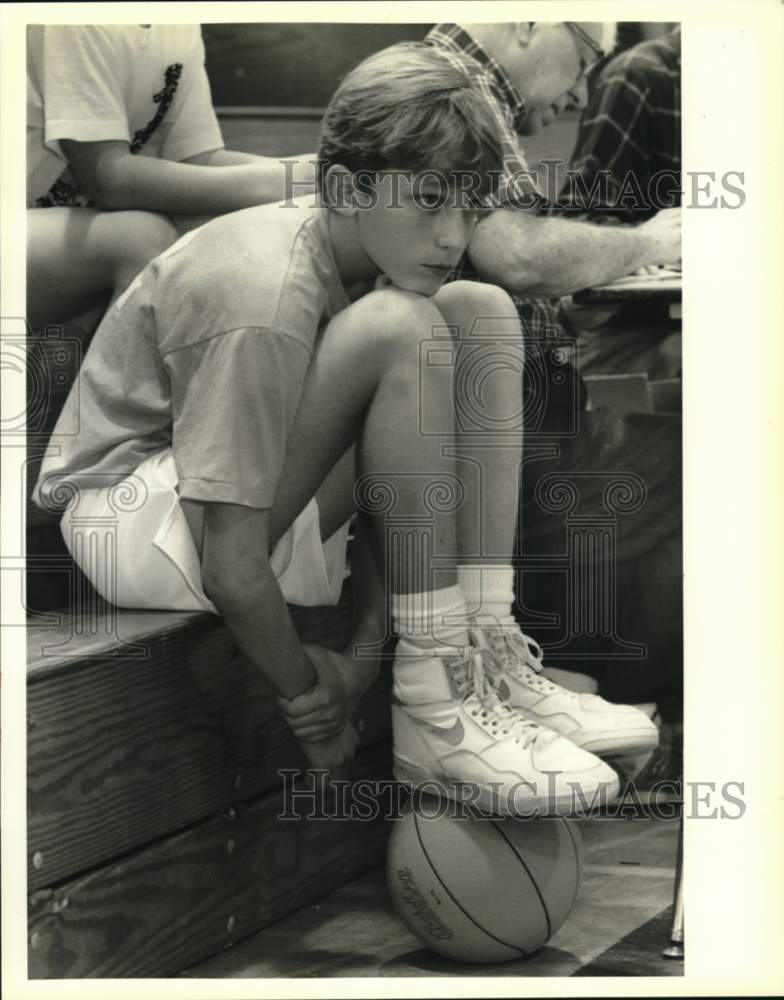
[34,43,656,816]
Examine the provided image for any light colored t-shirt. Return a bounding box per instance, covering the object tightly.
[27,24,224,206]
[34,201,350,511]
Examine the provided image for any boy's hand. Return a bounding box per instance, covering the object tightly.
[298,722,360,784]
[277,645,351,743]
[277,643,381,742]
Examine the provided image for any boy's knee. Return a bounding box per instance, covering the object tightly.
[339,288,446,357]
[434,280,521,332]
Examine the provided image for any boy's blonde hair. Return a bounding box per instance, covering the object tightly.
[317,43,504,203]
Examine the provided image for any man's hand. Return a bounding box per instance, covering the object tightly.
[638,208,682,268]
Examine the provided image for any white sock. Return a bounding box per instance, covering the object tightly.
[458,564,516,628]
[391,584,470,651]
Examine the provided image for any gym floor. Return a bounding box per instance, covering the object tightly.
[182,814,682,979]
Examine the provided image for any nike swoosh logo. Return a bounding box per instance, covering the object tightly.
[413,716,465,746]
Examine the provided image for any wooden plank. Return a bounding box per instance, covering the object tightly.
[28,740,393,978]
[27,588,353,682]
[27,651,390,890]
[583,374,653,414]
[27,591,392,890]
[27,607,221,682]
[573,270,682,305]
[216,105,324,118]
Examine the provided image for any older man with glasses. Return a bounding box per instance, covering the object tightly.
[427,21,681,309]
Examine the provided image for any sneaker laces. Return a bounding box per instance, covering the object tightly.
[477,626,571,697]
[450,646,548,750]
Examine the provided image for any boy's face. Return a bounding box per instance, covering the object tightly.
[355,171,480,295]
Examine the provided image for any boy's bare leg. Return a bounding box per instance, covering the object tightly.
[266,287,464,733]
[27,207,178,332]
[268,288,460,592]
[269,283,622,811]
[430,280,524,562]
[430,285,660,764]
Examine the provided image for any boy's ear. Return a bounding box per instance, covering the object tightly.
[324,164,357,216]
[514,22,535,48]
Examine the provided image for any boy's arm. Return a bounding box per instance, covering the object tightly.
[467,206,681,297]
[60,139,314,214]
[201,500,356,769]
[279,514,386,738]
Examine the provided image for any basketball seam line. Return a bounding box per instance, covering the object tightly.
[413,811,528,959]
[561,818,583,913]
[491,819,553,942]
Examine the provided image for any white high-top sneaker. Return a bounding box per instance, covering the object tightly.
[391,638,620,817]
[475,626,660,759]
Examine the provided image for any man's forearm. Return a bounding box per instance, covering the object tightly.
[468,209,679,297]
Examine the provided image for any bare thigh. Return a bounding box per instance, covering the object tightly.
[27,207,178,331]
[267,288,447,549]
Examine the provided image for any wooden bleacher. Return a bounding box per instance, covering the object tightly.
[27,597,393,977]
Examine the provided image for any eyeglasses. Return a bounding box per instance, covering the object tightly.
[565,22,606,78]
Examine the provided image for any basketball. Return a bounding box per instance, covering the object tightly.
[386,796,583,963]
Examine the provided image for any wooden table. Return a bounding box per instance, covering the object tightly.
[573,268,682,319]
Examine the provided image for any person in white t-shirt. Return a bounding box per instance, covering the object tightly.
[27,24,316,332]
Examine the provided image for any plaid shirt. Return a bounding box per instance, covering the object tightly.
[426,24,565,341]
[560,27,681,221]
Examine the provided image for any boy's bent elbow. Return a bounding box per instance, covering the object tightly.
[202,554,276,617]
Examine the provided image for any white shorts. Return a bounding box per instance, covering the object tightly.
[60,449,350,611]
